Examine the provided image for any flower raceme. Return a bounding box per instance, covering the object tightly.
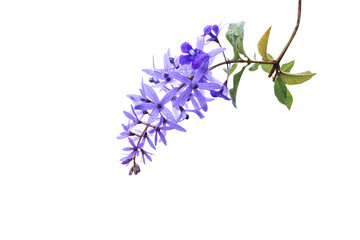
[119,2,316,175]
[118,28,229,175]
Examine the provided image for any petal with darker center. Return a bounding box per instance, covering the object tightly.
[192,53,210,70]
[181,42,193,53]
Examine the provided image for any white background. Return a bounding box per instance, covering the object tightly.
[1,0,359,239]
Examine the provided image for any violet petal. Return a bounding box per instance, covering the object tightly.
[198,82,222,90]
[194,89,208,112]
[160,87,178,105]
[181,42,193,53]
[134,103,155,111]
[208,48,226,58]
[158,131,167,145]
[169,71,192,85]
[192,52,210,70]
[148,108,160,124]
[175,86,192,107]
[161,107,176,123]
[143,84,159,103]
[179,54,192,65]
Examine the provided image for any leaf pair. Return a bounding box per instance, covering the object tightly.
[226,23,316,110]
[275,62,316,110]
[257,26,316,110]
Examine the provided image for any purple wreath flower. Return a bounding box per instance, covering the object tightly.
[170,61,221,111]
[210,85,231,100]
[140,149,153,164]
[117,106,142,139]
[121,138,144,165]
[148,117,172,146]
[134,84,178,123]
[117,123,133,140]
[179,42,210,70]
[177,106,205,122]
[127,80,148,105]
[143,50,180,87]
[141,131,156,150]
[203,25,220,43]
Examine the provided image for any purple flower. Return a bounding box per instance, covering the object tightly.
[127,80,148,105]
[162,116,186,132]
[210,85,231,100]
[142,70,177,88]
[123,105,141,126]
[179,42,210,70]
[140,149,153,164]
[141,131,156,150]
[148,117,172,146]
[134,84,178,123]
[146,115,185,146]
[164,49,179,70]
[170,61,221,111]
[177,107,205,122]
[203,25,220,43]
[121,138,144,165]
[117,123,134,140]
[143,50,180,87]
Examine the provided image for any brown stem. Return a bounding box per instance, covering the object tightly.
[268,0,302,78]
[210,59,276,70]
[132,124,150,167]
[218,42,230,83]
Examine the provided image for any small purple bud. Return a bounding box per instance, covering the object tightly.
[134,164,141,175]
[122,158,132,165]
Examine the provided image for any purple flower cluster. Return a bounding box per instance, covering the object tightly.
[118,26,230,175]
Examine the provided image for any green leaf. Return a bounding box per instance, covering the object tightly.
[274,78,293,110]
[235,34,247,58]
[229,63,238,75]
[261,54,274,73]
[249,63,259,71]
[258,26,272,60]
[229,65,247,108]
[278,71,316,85]
[280,60,295,73]
[226,22,247,59]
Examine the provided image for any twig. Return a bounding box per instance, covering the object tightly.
[268,0,302,78]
